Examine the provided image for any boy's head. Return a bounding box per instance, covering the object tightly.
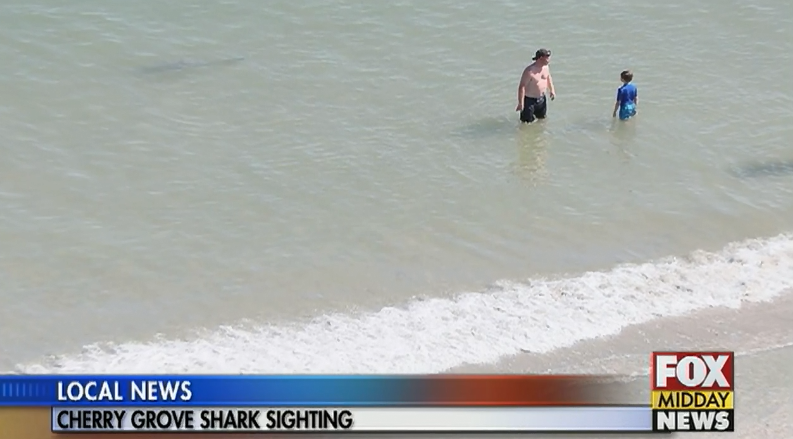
[620,70,633,83]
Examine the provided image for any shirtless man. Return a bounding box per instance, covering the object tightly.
[516,48,555,123]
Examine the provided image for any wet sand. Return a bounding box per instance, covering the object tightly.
[448,290,793,438]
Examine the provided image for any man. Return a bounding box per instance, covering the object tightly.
[516,48,555,123]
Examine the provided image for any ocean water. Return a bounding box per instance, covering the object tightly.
[1,0,793,376]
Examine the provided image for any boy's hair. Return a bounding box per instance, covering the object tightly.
[620,70,633,82]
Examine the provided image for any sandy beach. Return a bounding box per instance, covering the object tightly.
[447,290,793,438]
[2,291,790,439]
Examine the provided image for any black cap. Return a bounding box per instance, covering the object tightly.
[533,48,551,60]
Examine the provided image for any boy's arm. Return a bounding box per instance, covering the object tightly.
[613,89,621,117]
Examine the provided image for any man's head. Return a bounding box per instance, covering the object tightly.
[532,48,551,65]
[620,70,633,83]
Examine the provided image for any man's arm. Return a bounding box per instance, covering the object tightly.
[516,67,529,110]
[547,68,555,99]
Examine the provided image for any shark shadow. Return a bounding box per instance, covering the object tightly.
[451,116,519,140]
[135,56,245,75]
[730,159,793,178]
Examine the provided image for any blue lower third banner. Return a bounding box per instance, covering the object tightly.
[0,374,631,407]
[50,406,653,433]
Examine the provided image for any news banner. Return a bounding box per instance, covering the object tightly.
[0,351,734,434]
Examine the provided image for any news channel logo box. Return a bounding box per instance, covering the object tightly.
[651,351,734,433]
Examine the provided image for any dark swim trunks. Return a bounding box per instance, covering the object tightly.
[520,95,547,123]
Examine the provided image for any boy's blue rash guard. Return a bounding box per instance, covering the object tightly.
[617,83,637,120]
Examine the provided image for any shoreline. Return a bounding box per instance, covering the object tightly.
[446,290,793,438]
[449,289,793,377]
[2,291,791,439]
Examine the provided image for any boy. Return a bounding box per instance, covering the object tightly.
[613,70,637,120]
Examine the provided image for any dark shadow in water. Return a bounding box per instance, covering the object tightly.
[134,56,245,76]
[513,121,550,185]
[451,115,518,140]
[730,159,793,178]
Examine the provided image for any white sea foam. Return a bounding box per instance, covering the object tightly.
[16,233,793,374]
